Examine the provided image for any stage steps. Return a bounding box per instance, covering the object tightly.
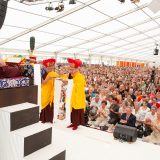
[24,144,66,160]
[0,102,66,160]
[0,102,39,131]
[11,123,52,157]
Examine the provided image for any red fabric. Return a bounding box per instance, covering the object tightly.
[71,108,84,126]
[156,102,160,108]
[137,95,142,102]
[2,66,20,78]
[42,58,56,67]
[0,67,4,78]
[40,103,53,123]
[67,58,82,68]
[29,56,37,64]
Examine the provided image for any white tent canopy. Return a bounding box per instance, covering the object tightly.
[0,0,160,64]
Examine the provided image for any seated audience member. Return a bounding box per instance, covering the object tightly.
[119,101,128,115]
[125,95,134,107]
[132,102,142,126]
[141,106,157,137]
[117,93,122,104]
[140,81,146,91]
[143,118,153,137]
[138,101,150,124]
[94,101,109,128]
[108,97,120,125]
[89,105,98,122]
[119,107,136,127]
[0,58,20,78]
[144,106,157,122]
[99,89,107,101]
[86,90,92,106]
[90,94,101,109]
[143,110,160,144]
[105,95,113,109]
[129,88,136,102]
[89,94,101,121]
[137,90,142,102]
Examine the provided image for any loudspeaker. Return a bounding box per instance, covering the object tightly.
[113,124,137,142]
[0,0,8,29]
[30,36,35,51]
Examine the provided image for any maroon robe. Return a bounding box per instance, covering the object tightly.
[39,71,54,123]
[1,66,20,78]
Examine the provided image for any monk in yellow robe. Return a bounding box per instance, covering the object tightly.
[40,58,58,123]
[66,58,86,130]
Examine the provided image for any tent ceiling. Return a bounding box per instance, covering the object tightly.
[0,0,160,62]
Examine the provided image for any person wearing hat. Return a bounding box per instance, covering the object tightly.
[66,58,86,130]
[40,58,58,123]
[29,55,37,64]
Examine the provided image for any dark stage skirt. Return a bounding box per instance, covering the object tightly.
[71,108,85,126]
[40,103,53,123]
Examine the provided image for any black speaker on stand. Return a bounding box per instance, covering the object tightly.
[0,0,8,29]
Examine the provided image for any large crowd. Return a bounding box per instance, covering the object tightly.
[56,63,160,144]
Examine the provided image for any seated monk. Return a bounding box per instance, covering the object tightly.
[0,58,21,79]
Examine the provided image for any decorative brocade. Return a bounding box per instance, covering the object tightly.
[0,77,29,89]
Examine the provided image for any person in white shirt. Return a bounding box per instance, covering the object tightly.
[119,101,128,115]
[88,94,101,122]
[138,101,150,123]
[143,109,160,144]
[132,101,141,126]
[144,106,157,122]
[94,101,109,127]
[90,94,101,109]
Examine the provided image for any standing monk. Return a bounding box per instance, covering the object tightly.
[67,58,86,130]
[40,58,58,123]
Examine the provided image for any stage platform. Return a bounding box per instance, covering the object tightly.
[51,121,160,160]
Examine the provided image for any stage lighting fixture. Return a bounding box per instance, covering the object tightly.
[45,2,54,11]
[154,48,159,55]
[55,1,64,12]
[154,43,159,55]
[69,0,76,4]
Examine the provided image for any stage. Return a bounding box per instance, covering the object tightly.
[42,121,160,160]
